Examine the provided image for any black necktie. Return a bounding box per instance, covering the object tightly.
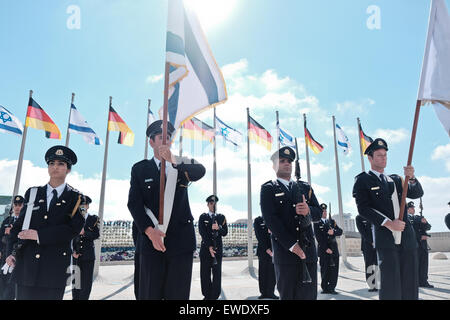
[49,189,58,211]
[380,174,388,190]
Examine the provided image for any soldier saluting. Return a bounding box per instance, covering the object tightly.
[352,138,424,300]
[198,195,228,300]
[5,145,84,300]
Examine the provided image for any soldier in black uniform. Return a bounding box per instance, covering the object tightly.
[131,221,140,299]
[314,203,343,294]
[0,195,24,300]
[198,195,228,300]
[5,145,84,300]
[127,120,205,300]
[260,146,322,300]
[355,214,378,292]
[407,201,433,288]
[253,215,278,299]
[72,195,100,300]
[352,138,424,300]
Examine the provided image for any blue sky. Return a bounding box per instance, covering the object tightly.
[1,0,449,231]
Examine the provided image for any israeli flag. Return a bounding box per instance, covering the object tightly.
[69,104,102,145]
[279,127,296,148]
[215,116,242,147]
[335,123,351,155]
[164,0,227,129]
[0,105,23,137]
[148,107,156,125]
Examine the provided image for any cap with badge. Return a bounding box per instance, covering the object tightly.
[146,120,175,138]
[270,146,296,162]
[13,195,25,204]
[45,145,77,166]
[82,195,92,205]
[407,201,415,208]
[206,195,219,203]
[364,138,388,155]
[320,203,327,210]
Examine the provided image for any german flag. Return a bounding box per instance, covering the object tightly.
[304,127,324,154]
[358,122,373,155]
[248,116,272,151]
[182,117,214,143]
[25,98,61,139]
[108,106,135,146]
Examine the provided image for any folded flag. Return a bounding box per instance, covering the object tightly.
[304,127,324,154]
[216,116,242,148]
[69,104,102,145]
[108,106,135,146]
[25,98,61,139]
[182,117,215,143]
[248,116,272,151]
[358,122,373,155]
[335,123,351,155]
[0,105,23,137]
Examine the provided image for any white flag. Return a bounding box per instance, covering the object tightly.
[278,126,296,148]
[0,105,23,137]
[336,123,351,155]
[215,116,242,147]
[418,0,450,136]
[69,104,102,145]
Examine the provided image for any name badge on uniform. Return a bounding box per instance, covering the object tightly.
[145,178,153,183]
[275,192,284,197]
[38,199,44,203]
[371,186,380,190]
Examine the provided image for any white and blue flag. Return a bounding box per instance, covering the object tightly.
[148,107,156,125]
[69,104,102,145]
[215,116,242,148]
[278,126,296,148]
[0,105,23,137]
[163,0,227,129]
[335,123,351,155]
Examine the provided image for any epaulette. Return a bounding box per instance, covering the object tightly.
[66,184,81,194]
[262,180,275,187]
[354,171,368,182]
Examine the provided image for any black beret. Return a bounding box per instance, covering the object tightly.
[13,195,25,204]
[206,195,219,202]
[407,201,415,208]
[364,138,388,155]
[146,120,175,138]
[45,145,77,166]
[271,147,295,162]
[320,203,327,210]
[82,195,92,205]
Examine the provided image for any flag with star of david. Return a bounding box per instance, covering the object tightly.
[215,115,242,148]
[0,105,23,137]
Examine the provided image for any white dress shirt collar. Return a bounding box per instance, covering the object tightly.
[46,183,66,198]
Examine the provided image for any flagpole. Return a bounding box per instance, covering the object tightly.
[246,107,254,271]
[357,118,366,172]
[179,126,183,157]
[65,93,75,147]
[276,110,280,150]
[11,90,32,200]
[94,96,112,278]
[303,114,312,185]
[332,115,348,265]
[213,108,217,197]
[144,99,151,160]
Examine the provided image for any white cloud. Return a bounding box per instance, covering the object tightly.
[146,74,163,84]
[431,143,450,172]
[373,128,409,144]
[336,98,375,115]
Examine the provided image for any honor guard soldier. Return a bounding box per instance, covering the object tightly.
[355,215,378,292]
[352,138,424,300]
[407,201,433,288]
[198,195,228,300]
[5,145,84,300]
[127,120,205,300]
[253,215,278,299]
[314,203,343,295]
[72,195,100,300]
[260,147,322,300]
[0,195,24,300]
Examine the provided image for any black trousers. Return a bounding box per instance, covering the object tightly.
[274,261,317,300]
[377,246,419,300]
[362,247,378,289]
[258,255,276,296]
[134,253,140,300]
[17,285,65,300]
[72,259,95,300]
[319,254,339,292]
[139,251,193,300]
[418,247,429,285]
[0,274,16,300]
[200,255,222,300]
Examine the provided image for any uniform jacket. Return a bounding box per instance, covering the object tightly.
[352,172,424,250]
[253,216,272,259]
[260,179,322,264]
[0,215,17,259]
[198,213,228,258]
[355,214,375,252]
[409,214,431,251]
[314,218,343,257]
[73,214,100,261]
[7,185,84,289]
[127,156,205,257]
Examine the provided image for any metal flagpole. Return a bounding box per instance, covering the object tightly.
[12,90,32,200]
[276,110,280,150]
[144,99,151,160]
[179,126,183,157]
[332,116,348,266]
[303,114,312,185]
[65,93,75,147]
[246,108,254,271]
[357,118,366,172]
[93,96,112,278]
[213,108,217,197]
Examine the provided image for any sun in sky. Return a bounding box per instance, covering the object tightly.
[185,0,238,31]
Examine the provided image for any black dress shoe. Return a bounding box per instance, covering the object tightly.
[321,290,331,294]
[368,288,378,292]
[329,290,339,295]
[267,294,279,300]
[420,283,434,288]
[257,295,266,299]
